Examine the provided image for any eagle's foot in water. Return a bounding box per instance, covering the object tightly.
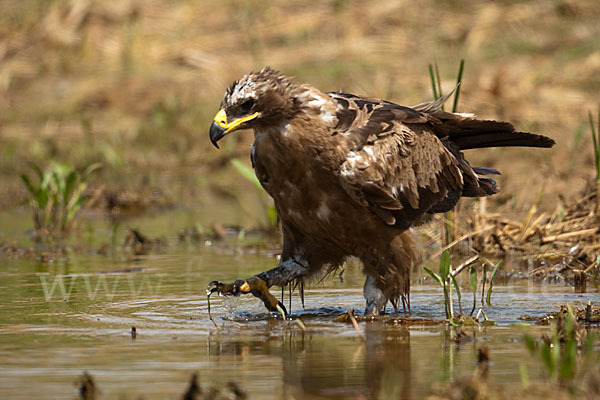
[207,276,288,318]
[207,259,309,317]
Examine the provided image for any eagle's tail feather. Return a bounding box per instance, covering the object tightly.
[441,118,555,150]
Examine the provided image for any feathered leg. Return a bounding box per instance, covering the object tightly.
[362,231,416,316]
[364,274,387,316]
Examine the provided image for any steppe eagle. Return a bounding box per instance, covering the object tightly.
[207,67,554,316]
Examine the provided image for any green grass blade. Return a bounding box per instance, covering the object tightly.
[589,110,598,148]
[434,63,443,99]
[486,261,501,305]
[470,266,477,316]
[439,250,450,280]
[267,205,278,228]
[489,260,501,281]
[449,273,462,315]
[424,267,444,286]
[29,162,44,181]
[451,59,465,113]
[82,162,102,180]
[36,188,48,209]
[590,110,600,181]
[428,64,438,100]
[449,273,461,299]
[20,174,36,196]
[559,340,577,382]
[66,195,87,226]
[469,266,477,292]
[231,158,262,191]
[434,62,444,111]
[481,264,487,304]
[523,333,537,354]
[63,170,77,203]
[40,168,53,190]
[540,343,554,378]
[485,284,493,305]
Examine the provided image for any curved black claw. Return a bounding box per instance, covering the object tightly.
[275,301,288,319]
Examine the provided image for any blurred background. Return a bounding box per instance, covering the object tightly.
[2,4,599,398]
[1,0,599,222]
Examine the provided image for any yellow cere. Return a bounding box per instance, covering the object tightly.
[214,109,228,129]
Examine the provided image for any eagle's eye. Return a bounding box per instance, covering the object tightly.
[240,98,255,112]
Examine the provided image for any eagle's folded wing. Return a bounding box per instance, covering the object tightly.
[331,93,471,228]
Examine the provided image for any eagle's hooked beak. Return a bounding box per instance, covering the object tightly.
[209,109,259,149]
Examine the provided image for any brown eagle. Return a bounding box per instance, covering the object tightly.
[207,67,554,316]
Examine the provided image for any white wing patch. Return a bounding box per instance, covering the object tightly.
[307,97,326,108]
[298,89,337,127]
[320,110,336,124]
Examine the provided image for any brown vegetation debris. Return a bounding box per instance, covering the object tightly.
[182,372,202,400]
[332,312,444,326]
[182,372,247,400]
[72,371,247,400]
[124,228,167,255]
[76,371,98,400]
[0,240,34,259]
[178,226,203,243]
[519,302,600,326]
[467,181,599,268]
[89,185,173,217]
[0,237,83,263]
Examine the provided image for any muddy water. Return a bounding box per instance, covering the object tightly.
[0,209,598,399]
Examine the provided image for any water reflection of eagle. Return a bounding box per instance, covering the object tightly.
[208,67,554,316]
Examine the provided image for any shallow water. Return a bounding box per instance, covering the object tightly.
[0,209,598,399]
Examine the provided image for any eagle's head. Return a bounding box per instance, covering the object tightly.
[209,67,298,148]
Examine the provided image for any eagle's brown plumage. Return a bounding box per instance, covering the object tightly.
[208,67,554,316]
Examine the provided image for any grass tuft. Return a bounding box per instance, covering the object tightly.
[424,250,455,320]
[21,162,100,233]
[523,305,596,388]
